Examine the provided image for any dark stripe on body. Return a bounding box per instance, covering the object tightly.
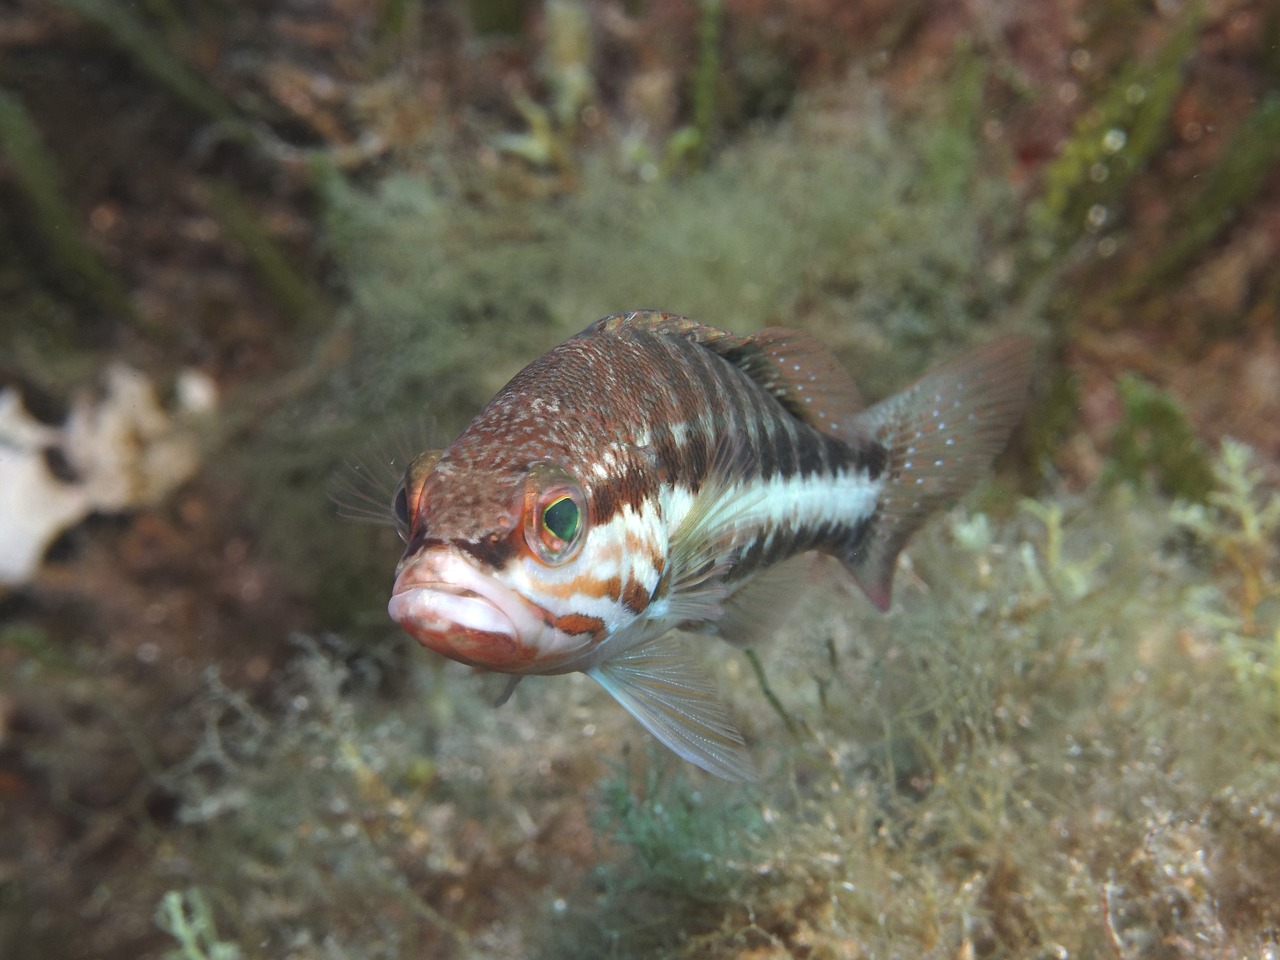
[624,330,889,577]
[728,511,875,585]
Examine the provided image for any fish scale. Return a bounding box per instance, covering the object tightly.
[386,310,1033,780]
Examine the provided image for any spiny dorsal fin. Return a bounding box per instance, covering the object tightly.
[844,336,1034,611]
[587,310,736,347]
[590,312,867,444]
[720,328,869,446]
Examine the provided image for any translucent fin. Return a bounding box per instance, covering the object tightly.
[659,438,766,626]
[328,420,443,528]
[727,328,869,445]
[714,557,811,648]
[590,636,756,781]
[329,449,406,527]
[493,674,523,707]
[594,313,869,444]
[846,336,1034,610]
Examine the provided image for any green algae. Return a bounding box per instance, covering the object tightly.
[155,888,243,960]
[0,88,143,332]
[1174,439,1280,705]
[207,181,329,332]
[1030,7,1201,252]
[312,76,1025,433]
[1138,92,1280,295]
[49,0,238,124]
[150,448,1280,957]
[1104,374,1214,501]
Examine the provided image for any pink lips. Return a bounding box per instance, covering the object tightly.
[388,548,543,669]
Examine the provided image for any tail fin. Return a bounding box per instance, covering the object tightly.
[844,337,1034,610]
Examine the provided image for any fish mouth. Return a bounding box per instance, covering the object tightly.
[388,548,544,669]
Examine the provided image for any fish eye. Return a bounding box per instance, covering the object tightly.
[523,465,586,565]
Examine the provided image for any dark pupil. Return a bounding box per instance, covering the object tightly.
[542,496,579,542]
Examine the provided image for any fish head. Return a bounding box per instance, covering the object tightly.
[387,448,660,675]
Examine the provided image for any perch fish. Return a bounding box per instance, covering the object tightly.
[387,311,1032,780]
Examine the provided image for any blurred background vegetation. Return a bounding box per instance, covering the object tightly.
[1,0,1279,957]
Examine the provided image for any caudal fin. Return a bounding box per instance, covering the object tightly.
[844,336,1034,610]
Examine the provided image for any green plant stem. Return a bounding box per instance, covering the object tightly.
[51,0,239,124]
[207,181,326,329]
[744,647,802,740]
[1136,93,1280,293]
[0,88,150,331]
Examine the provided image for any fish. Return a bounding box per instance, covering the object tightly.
[386,310,1033,780]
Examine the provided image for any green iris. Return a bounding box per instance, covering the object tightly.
[542,496,580,543]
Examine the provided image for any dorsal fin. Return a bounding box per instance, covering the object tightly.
[587,310,740,350]
[590,311,867,444]
[716,328,868,446]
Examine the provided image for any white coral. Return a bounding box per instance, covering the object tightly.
[0,365,216,586]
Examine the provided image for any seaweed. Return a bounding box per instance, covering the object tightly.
[0,88,144,333]
[48,0,239,125]
[664,0,724,174]
[1030,7,1201,252]
[494,0,594,173]
[536,758,765,960]
[1137,92,1280,295]
[127,463,1280,959]
[155,888,244,960]
[1103,374,1214,501]
[1174,439,1280,700]
[206,181,328,331]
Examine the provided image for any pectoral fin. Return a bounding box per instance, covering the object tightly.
[589,637,756,782]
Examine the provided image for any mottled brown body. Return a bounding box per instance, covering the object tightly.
[388,310,1034,779]
[409,312,886,585]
